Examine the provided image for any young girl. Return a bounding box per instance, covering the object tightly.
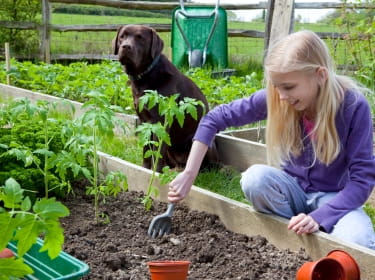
[167,30,375,249]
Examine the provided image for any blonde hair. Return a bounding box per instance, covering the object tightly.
[264,30,361,166]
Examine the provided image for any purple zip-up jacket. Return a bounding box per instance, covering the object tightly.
[194,89,375,232]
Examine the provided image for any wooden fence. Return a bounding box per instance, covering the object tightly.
[1,0,373,62]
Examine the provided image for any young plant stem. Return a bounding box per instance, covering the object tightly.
[146,121,169,201]
[93,126,99,224]
[44,121,49,198]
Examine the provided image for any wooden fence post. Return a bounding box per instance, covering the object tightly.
[5,43,11,85]
[264,0,295,52]
[41,0,51,63]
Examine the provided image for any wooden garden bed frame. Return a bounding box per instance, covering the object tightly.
[1,82,375,279]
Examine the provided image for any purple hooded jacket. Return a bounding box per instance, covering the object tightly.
[193,89,375,232]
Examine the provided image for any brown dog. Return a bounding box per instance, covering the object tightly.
[113,24,218,172]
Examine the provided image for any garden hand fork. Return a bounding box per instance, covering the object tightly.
[148,203,175,238]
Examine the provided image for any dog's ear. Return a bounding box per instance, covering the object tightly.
[150,28,164,59]
[112,26,124,55]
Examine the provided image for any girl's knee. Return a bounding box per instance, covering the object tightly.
[241,164,272,200]
[332,210,375,250]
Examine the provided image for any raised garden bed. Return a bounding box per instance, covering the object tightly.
[2,83,375,279]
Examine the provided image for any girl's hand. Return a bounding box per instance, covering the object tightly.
[288,213,320,235]
[167,170,196,203]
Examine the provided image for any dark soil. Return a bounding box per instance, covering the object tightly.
[61,186,311,280]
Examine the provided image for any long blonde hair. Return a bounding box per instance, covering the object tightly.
[264,30,360,166]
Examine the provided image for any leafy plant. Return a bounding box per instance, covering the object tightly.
[0,177,70,279]
[329,0,374,92]
[0,60,264,113]
[135,90,203,209]
[0,98,85,199]
[7,99,75,198]
[65,90,128,223]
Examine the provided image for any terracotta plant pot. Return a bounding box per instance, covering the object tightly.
[0,248,14,258]
[327,250,360,280]
[148,260,190,280]
[296,257,345,280]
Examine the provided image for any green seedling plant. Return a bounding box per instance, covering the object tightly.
[0,177,70,279]
[135,90,204,210]
[65,90,128,223]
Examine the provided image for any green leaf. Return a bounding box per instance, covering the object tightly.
[33,197,70,220]
[21,197,32,212]
[175,110,185,127]
[0,214,16,249]
[5,148,35,167]
[0,258,34,278]
[0,144,8,149]
[40,220,64,259]
[33,148,54,157]
[1,178,24,208]
[13,215,40,256]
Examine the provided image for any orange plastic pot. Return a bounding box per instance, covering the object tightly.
[0,248,14,258]
[296,257,345,280]
[148,260,190,280]
[327,250,360,280]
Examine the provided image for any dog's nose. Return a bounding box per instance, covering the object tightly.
[121,43,131,51]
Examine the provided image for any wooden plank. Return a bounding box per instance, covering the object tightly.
[5,43,11,85]
[51,23,171,32]
[51,54,118,60]
[41,0,51,62]
[48,0,269,10]
[0,21,39,30]
[0,23,357,43]
[267,0,295,48]
[0,83,139,130]
[47,0,372,10]
[215,133,267,171]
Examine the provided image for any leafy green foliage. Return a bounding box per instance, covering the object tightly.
[0,178,69,279]
[322,0,374,93]
[0,101,75,200]
[136,91,204,209]
[0,60,263,113]
[6,99,77,198]
[4,60,133,112]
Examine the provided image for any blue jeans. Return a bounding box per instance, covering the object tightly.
[240,164,375,250]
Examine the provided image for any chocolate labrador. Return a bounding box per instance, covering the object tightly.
[113,24,218,171]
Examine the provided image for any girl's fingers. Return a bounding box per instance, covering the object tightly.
[288,213,319,234]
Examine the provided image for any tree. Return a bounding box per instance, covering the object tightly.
[0,0,41,58]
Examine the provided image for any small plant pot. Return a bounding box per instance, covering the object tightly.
[148,260,190,280]
[327,250,360,280]
[0,248,14,258]
[296,257,345,280]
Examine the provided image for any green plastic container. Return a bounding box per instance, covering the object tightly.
[7,238,89,280]
[171,6,228,69]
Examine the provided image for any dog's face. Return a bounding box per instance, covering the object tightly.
[113,25,163,71]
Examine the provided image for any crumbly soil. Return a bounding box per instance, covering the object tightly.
[61,185,311,280]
